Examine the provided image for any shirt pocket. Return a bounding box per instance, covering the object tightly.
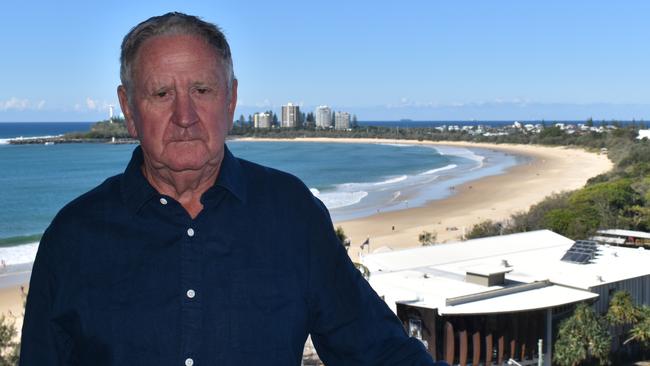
[229,269,298,354]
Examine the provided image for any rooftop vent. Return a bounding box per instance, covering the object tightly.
[465,266,512,286]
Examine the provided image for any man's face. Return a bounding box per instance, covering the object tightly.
[118,34,237,173]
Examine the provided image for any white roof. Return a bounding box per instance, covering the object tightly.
[362,230,650,314]
[638,130,650,140]
[597,229,650,240]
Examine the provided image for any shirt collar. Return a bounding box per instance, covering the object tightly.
[121,144,247,214]
[212,144,247,204]
[121,145,157,214]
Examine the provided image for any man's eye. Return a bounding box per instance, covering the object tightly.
[196,88,210,95]
[156,91,168,98]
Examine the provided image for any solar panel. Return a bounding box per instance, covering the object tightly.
[561,240,599,264]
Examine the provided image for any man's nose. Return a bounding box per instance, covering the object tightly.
[172,91,199,127]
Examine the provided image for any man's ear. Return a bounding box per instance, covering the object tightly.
[117,85,139,139]
[227,79,238,131]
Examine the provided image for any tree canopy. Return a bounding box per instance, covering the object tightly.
[554,303,611,366]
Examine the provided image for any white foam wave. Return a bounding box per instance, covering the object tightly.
[379,143,414,147]
[316,191,369,209]
[0,242,38,265]
[390,191,402,202]
[309,188,320,196]
[375,175,408,185]
[419,164,458,176]
[1,134,62,144]
[338,175,409,191]
[432,146,485,167]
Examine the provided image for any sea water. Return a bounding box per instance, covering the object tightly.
[0,123,526,265]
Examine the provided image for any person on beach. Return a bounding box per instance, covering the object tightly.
[20,12,440,365]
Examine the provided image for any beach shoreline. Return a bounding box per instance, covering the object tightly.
[236,137,613,261]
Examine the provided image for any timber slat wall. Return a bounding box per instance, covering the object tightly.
[396,304,546,365]
[439,312,544,364]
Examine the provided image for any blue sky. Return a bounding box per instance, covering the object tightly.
[1,0,649,121]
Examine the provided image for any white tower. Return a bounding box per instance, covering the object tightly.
[108,104,114,122]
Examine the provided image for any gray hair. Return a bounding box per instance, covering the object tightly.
[120,12,235,101]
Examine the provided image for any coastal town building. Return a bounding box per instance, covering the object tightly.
[638,129,650,140]
[281,103,300,128]
[334,111,351,130]
[315,105,332,128]
[361,230,650,366]
[591,228,650,248]
[253,112,272,128]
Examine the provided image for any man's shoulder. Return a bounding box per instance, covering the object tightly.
[39,173,124,259]
[54,173,124,223]
[235,156,329,215]
[237,157,311,195]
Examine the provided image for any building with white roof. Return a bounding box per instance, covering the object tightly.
[637,129,650,140]
[361,230,650,365]
[593,228,650,247]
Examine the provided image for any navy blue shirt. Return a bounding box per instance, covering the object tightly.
[20,145,436,365]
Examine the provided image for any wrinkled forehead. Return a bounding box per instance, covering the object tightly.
[131,34,226,84]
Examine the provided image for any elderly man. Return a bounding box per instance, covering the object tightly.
[20,13,438,365]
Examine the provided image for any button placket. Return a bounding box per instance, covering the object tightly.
[181,220,202,363]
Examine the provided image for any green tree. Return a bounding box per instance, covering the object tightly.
[554,303,611,366]
[418,230,437,246]
[463,220,502,239]
[354,262,371,280]
[0,314,19,365]
[0,288,25,365]
[624,305,650,349]
[606,291,640,326]
[335,226,350,251]
[538,125,564,139]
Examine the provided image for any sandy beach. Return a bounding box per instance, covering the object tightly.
[0,137,613,336]
[237,137,614,262]
[0,265,31,335]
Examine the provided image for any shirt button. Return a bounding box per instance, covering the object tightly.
[187,228,195,237]
[186,289,196,299]
[185,358,194,366]
[159,197,168,205]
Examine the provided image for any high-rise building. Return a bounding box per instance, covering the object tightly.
[315,106,332,128]
[254,112,273,128]
[335,111,351,130]
[281,103,300,128]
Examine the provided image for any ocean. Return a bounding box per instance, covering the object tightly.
[0,122,526,265]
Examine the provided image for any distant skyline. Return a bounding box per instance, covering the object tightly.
[1,1,650,122]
